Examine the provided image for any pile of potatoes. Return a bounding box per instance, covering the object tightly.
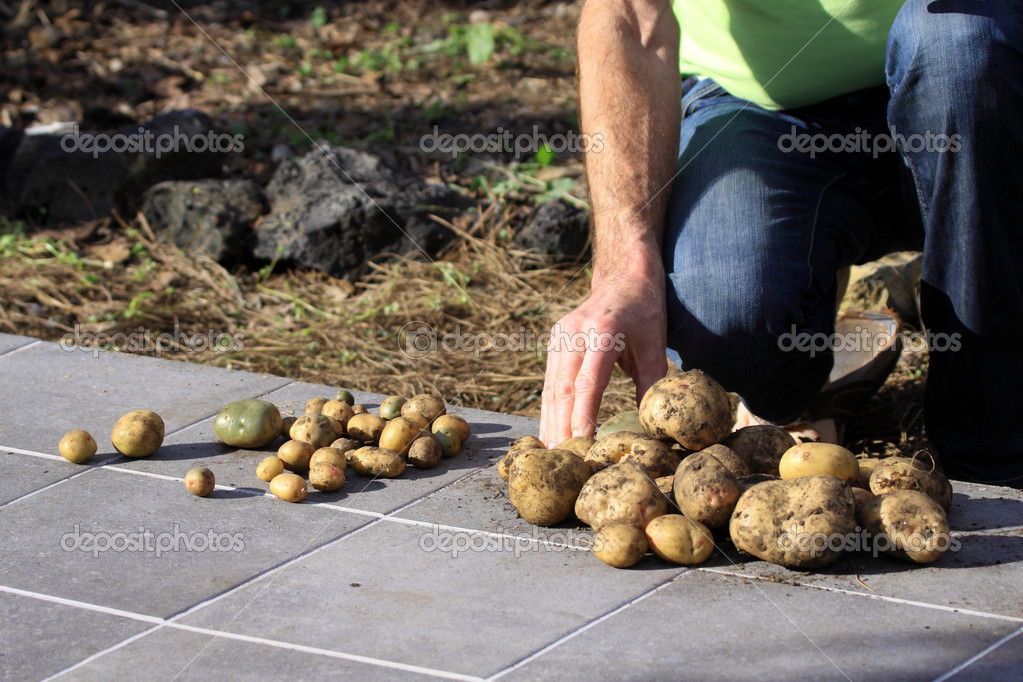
[500,369,955,570]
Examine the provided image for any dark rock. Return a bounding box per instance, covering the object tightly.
[514,200,590,260]
[254,144,471,279]
[141,179,265,265]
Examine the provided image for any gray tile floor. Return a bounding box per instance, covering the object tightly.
[1,332,1021,681]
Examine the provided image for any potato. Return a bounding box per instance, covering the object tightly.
[698,443,751,478]
[721,425,797,476]
[335,389,355,406]
[779,442,859,486]
[729,476,856,569]
[402,410,430,429]
[574,459,668,531]
[330,437,361,455]
[321,399,355,429]
[857,456,880,489]
[509,449,592,526]
[379,395,407,421]
[673,451,740,529]
[858,490,952,563]
[593,524,648,568]
[290,413,338,448]
[184,467,215,497]
[555,436,595,459]
[585,432,681,478]
[498,436,545,481]
[869,456,952,512]
[407,436,443,469]
[655,475,676,503]
[594,410,645,441]
[431,414,471,443]
[851,487,874,517]
[433,427,462,458]
[111,410,164,458]
[309,461,346,492]
[351,403,368,415]
[59,430,97,464]
[214,399,283,449]
[310,447,347,470]
[269,473,307,502]
[639,370,732,450]
[401,393,446,424]
[277,439,315,472]
[279,414,297,440]
[347,446,406,478]
[645,514,715,565]
[378,417,422,456]
[305,397,328,414]
[346,413,386,443]
[256,456,285,482]
[736,473,779,497]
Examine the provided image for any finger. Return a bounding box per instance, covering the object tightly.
[570,342,618,438]
[545,326,587,447]
[632,348,668,407]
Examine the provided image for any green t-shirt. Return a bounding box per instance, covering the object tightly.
[675,0,904,110]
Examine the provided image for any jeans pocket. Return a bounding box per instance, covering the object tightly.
[680,77,728,121]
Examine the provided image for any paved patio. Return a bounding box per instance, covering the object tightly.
[1,331,1021,681]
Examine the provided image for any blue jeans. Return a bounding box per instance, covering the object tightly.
[663,0,1023,486]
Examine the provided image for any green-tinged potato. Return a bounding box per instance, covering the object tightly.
[290,413,338,449]
[111,410,164,458]
[184,466,215,497]
[869,456,952,512]
[858,457,880,489]
[59,430,97,464]
[305,397,328,414]
[645,514,715,565]
[729,476,856,569]
[639,371,733,450]
[858,490,952,563]
[408,436,443,469]
[401,393,447,424]
[214,399,283,449]
[348,446,406,478]
[310,447,347,470]
[321,399,355,430]
[851,487,874,517]
[270,473,307,502]
[256,456,285,482]
[378,417,422,456]
[585,432,681,477]
[673,451,741,529]
[280,414,297,439]
[351,403,368,415]
[277,439,315,472]
[699,443,751,479]
[509,449,591,526]
[498,436,545,481]
[347,413,386,443]
[335,389,355,405]
[379,395,408,421]
[779,442,859,486]
[434,426,461,458]
[309,461,346,492]
[595,410,645,441]
[431,414,471,443]
[330,437,361,455]
[574,459,668,531]
[593,524,649,568]
[721,425,797,476]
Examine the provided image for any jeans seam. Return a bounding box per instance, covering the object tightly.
[801,170,849,328]
[681,80,727,120]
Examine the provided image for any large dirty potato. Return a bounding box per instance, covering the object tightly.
[729,476,856,569]
[290,414,338,449]
[869,456,952,512]
[498,436,545,481]
[508,449,591,526]
[401,393,446,425]
[779,442,859,486]
[721,425,797,476]
[593,524,649,568]
[574,459,668,531]
[673,451,741,529]
[584,432,681,477]
[111,410,165,458]
[858,490,952,563]
[698,443,751,479]
[645,514,715,565]
[639,370,733,450]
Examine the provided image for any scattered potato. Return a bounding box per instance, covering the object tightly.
[59,430,97,464]
[305,397,328,414]
[351,404,368,415]
[779,442,859,486]
[379,395,407,421]
[509,448,591,526]
[639,370,732,450]
[321,399,355,429]
[431,414,471,443]
[184,466,215,497]
[270,473,307,502]
[256,456,285,482]
[214,399,283,449]
[310,447,347,470]
[645,514,714,565]
[594,410,645,441]
[498,436,545,481]
[348,446,406,478]
[721,425,797,476]
[280,415,297,440]
[347,413,386,443]
[698,443,751,479]
[277,439,315,472]
[593,524,649,568]
[673,451,741,529]
[858,490,952,563]
[574,459,668,531]
[407,436,443,469]
[869,456,952,512]
[290,413,338,449]
[330,437,361,455]
[378,417,422,456]
[402,393,446,425]
[111,410,164,458]
[309,461,347,492]
[433,426,462,458]
[335,389,355,406]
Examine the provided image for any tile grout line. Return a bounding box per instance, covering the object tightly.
[930,622,1023,682]
[0,338,41,358]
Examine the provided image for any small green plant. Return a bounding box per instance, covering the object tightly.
[310,6,327,28]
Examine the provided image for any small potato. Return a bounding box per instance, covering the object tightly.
[408,436,443,469]
[347,413,386,443]
[270,472,307,502]
[379,395,408,421]
[575,459,668,531]
[779,442,859,486]
[277,439,315,472]
[351,404,368,415]
[698,443,751,479]
[59,430,97,464]
[593,524,649,568]
[859,490,952,563]
[585,432,681,477]
[857,457,880,489]
[401,393,446,424]
[330,437,362,455]
[869,456,952,512]
[498,436,545,481]
[433,427,461,458]
[432,414,471,443]
[645,514,715,565]
[335,389,355,406]
[305,397,328,414]
[256,456,285,482]
[851,487,874,517]
[554,436,595,459]
[309,461,347,492]
[184,466,216,497]
[673,451,741,529]
[509,449,591,526]
[321,400,355,429]
[402,410,430,429]
[290,413,338,449]
[111,410,164,458]
[378,417,422,456]
[639,370,732,450]
[310,447,347,470]
[348,446,406,478]
[722,425,797,476]
[280,415,297,440]
[594,410,645,441]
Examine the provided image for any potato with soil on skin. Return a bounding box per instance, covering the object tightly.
[379,395,407,421]
[851,487,874,516]
[585,432,681,478]
[645,514,715,565]
[593,524,649,568]
[407,436,443,469]
[310,447,347,470]
[729,475,856,569]
[111,410,165,458]
[857,456,880,489]
[779,442,859,486]
[595,410,645,441]
[351,404,368,415]
[673,450,741,529]
[498,436,545,481]
[277,439,316,472]
[858,490,952,563]
[256,456,285,482]
[869,455,952,512]
[305,397,328,414]
[290,413,338,449]
[698,443,751,479]
[59,430,97,464]
[401,393,446,425]
[655,475,676,505]
[378,417,422,457]
[269,472,307,502]
[309,461,346,492]
[574,459,668,531]
[555,436,596,459]
[721,425,797,476]
[214,399,283,449]
[432,414,471,443]
[330,437,361,454]
[347,446,406,478]
[321,399,355,430]
[279,414,297,440]
[639,370,733,450]
[735,473,779,496]
[347,413,387,443]
[509,448,592,526]
[184,466,216,497]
